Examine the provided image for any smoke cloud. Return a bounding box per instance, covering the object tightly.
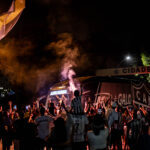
[0,32,88,97]
[0,0,91,99]
[47,33,79,78]
[47,33,84,92]
[0,39,59,94]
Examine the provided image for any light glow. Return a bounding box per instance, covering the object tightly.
[126,56,131,61]
[50,90,68,96]
[68,69,77,92]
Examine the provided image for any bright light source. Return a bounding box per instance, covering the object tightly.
[126,55,131,61]
[50,90,68,96]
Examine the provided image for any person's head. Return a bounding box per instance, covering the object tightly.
[40,107,45,116]
[4,125,8,131]
[53,117,67,141]
[14,112,19,119]
[54,117,65,128]
[111,102,117,110]
[74,90,80,97]
[124,109,128,115]
[137,110,142,119]
[88,97,91,102]
[50,102,54,107]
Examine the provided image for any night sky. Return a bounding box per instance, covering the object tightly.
[0,0,150,102]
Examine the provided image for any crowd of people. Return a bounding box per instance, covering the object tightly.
[0,89,150,150]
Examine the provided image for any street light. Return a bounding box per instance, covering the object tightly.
[125,55,131,61]
[117,55,132,67]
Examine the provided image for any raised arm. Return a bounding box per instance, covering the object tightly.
[80,85,83,96]
[61,100,69,113]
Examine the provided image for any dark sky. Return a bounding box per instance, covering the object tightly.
[1,0,149,66]
[0,0,150,102]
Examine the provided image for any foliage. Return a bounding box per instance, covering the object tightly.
[141,53,150,66]
[141,52,150,82]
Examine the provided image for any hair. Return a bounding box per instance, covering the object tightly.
[50,102,54,107]
[74,90,79,97]
[52,117,67,142]
[40,107,45,116]
[133,111,137,119]
[92,114,105,135]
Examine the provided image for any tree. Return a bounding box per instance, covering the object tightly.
[141,52,150,82]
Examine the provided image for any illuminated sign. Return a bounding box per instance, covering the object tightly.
[50,90,68,96]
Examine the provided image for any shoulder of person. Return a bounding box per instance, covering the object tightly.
[72,98,76,101]
[35,116,40,121]
[87,130,93,134]
[45,115,53,119]
[104,127,109,133]
[87,130,93,137]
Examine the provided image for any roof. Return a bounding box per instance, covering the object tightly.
[49,75,138,91]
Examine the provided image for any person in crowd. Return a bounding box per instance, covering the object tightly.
[47,117,71,150]
[71,88,83,114]
[127,111,142,150]
[0,105,3,140]
[108,102,122,150]
[70,109,88,150]
[1,111,13,150]
[56,95,68,108]
[87,114,109,150]
[22,122,45,150]
[1,124,12,150]
[105,100,112,120]
[62,98,88,150]
[136,125,150,150]
[35,106,53,150]
[122,108,131,149]
[13,111,28,150]
[48,102,56,116]
[1,95,150,150]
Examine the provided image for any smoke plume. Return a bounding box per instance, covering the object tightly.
[47,33,80,92]
[0,32,86,96]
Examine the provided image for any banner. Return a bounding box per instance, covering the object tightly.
[0,0,25,40]
[97,82,132,107]
[96,66,150,76]
[132,82,150,108]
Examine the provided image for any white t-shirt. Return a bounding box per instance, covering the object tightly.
[70,114,89,142]
[35,115,53,139]
[87,128,109,150]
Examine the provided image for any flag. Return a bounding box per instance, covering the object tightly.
[0,0,25,40]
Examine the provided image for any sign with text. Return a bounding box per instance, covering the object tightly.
[97,82,132,107]
[96,66,150,76]
[132,83,150,108]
